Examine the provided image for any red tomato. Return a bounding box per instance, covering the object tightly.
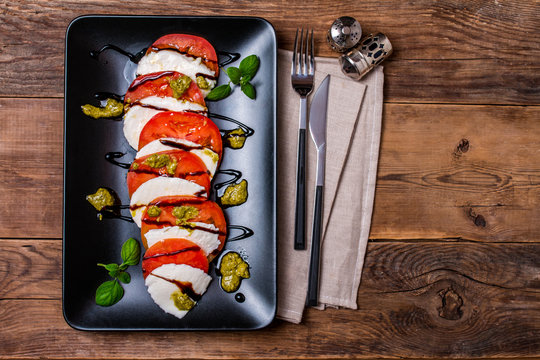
[142,238,209,279]
[138,111,222,161]
[148,34,219,76]
[124,71,206,110]
[140,195,226,260]
[126,150,211,198]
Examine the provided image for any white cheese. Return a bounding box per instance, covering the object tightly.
[136,138,219,177]
[145,263,212,319]
[145,223,221,256]
[137,50,216,96]
[130,177,206,227]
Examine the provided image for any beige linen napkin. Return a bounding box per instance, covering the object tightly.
[277,49,384,323]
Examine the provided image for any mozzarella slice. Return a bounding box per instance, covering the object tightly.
[136,138,219,177]
[145,263,212,319]
[137,50,216,97]
[130,177,206,227]
[123,97,207,150]
[145,223,221,255]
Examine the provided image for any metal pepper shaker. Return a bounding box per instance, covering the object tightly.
[339,33,393,81]
[326,16,362,53]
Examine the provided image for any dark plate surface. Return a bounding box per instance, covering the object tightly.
[63,15,276,330]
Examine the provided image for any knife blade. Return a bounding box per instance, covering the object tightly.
[306,74,330,307]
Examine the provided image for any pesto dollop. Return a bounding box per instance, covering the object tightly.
[146,205,162,217]
[142,154,177,175]
[196,76,210,90]
[170,289,195,311]
[86,188,115,211]
[220,180,248,207]
[143,154,170,168]
[172,206,199,226]
[224,128,247,149]
[170,75,192,99]
[219,252,250,293]
[81,98,123,119]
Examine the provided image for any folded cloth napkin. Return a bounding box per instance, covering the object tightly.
[276,49,384,323]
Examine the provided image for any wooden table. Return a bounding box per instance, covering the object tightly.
[1,0,539,358]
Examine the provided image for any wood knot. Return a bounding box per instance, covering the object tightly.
[467,208,487,227]
[437,287,463,320]
[453,138,470,159]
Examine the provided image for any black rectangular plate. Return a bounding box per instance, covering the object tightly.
[63,15,276,330]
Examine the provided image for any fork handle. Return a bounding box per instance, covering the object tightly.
[294,128,307,250]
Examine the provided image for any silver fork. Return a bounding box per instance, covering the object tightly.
[291,28,314,250]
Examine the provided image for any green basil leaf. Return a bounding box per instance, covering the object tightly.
[226,67,241,85]
[97,263,119,272]
[121,237,141,266]
[118,263,129,271]
[239,55,260,79]
[95,280,124,306]
[241,82,256,99]
[117,271,131,284]
[206,84,232,101]
[108,269,120,278]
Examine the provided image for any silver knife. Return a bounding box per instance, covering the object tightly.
[306,75,330,306]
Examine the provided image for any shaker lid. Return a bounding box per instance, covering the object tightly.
[327,16,362,53]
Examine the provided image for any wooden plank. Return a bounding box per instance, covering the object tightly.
[0,240,538,358]
[371,103,540,242]
[0,0,538,104]
[0,98,63,238]
[2,99,540,241]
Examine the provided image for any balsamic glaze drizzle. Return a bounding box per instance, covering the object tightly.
[208,113,255,138]
[213,169,242,191]
[104,152,131,169]
[217,51,241,67]
[227,225,254,242]
[90,44,147,63]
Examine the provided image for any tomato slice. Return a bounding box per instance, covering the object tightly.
[147,34,219,76]
[140,195,227,258]
[127,150,211,198]
[142,238,209,279]
[138,111,222,160]
[124,71,206,110]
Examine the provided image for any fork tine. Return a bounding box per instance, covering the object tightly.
[309,29,315,75]
[292,28,299,76]
[299,28,305,75]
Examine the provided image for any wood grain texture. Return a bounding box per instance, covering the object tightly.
[371,103,540,242]
[1,240,538,358]
[0,98,63,238]
[2,98,539,243]
[0,0,538,104]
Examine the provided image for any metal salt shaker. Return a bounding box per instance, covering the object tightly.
[326,16,363,53]
[339,33,393,81]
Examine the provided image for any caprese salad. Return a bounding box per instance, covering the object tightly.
[125,34,227,319]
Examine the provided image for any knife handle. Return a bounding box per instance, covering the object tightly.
[307,185,323,306]
[294,128,306,250]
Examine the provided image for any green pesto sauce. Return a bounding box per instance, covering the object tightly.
[170,289,195,311]
[146,205,162,217]
[219,252,250,293]
[143,154,171,169]
[225,128,247,149]
[81,98,123,119]
[166,157,178,175]
[220,180,248,207]
[196,76,210,90]
[170,75,192,99]
[172,206,199,226]
[86,188,115,211]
